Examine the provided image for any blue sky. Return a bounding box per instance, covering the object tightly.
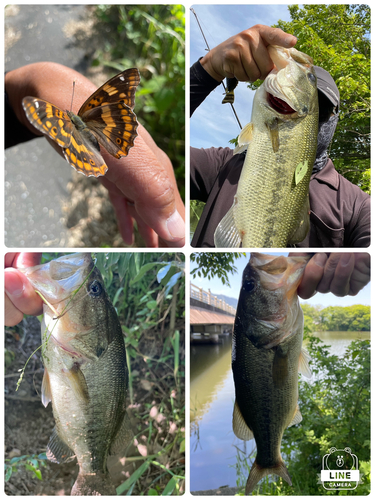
[190,253,371,308]
[190,4,292,148]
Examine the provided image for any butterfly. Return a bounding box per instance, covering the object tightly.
[22,68,140,177]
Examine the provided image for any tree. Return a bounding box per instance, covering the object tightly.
[275,4,370,193]
[190,252,246,286]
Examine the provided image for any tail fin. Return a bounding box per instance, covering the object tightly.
[245,459,292,494]
[71,471,116,496]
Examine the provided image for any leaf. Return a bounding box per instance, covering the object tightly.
[130,263,158,285]
[5,466,12,481]
[146,300,158,310]
[295,161,308,185]
[116,460,152,495]
[179,438,185,453]
[157,263,171,283]
[162,477,178,495]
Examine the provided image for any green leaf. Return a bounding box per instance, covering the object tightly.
[116,460,152,495]
[162,477,178,495]
[130,263,158,285]
[5,466,12,481]
[295,161,308,185]
[179,438,185,453]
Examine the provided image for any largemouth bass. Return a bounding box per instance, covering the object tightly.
[21,253,130,496]
[232,253,311,494]
[214,46,319,248]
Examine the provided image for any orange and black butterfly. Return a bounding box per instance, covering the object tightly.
[22,68,140,177]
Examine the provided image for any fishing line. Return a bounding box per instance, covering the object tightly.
[190,8,242,130]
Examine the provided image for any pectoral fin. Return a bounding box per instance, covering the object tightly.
[64,363,90,403]
[41,367,52,408]
[234,122,253,155]
[288,405,303,427]
[289,194,310,245]
[233,400,254,441]
[214,203,242,248]
[298,346,312,378]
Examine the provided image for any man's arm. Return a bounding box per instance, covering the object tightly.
[5,63,185,248]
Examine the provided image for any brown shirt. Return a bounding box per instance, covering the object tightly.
[191,147,370,248]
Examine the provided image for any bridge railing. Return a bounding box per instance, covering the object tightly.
[190,283,236,315]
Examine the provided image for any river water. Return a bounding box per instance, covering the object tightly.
[190,331,370,492]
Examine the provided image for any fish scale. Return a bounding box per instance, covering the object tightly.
[232,253,311,494]
[214,46,319,248]
[22,253,131,496]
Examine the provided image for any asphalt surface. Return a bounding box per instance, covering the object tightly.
[5,5,94,247]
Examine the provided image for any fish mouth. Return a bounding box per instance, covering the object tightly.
[267,93,296,114]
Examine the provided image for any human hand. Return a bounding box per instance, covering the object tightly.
[5,253,43,327]
[5,63,185,248]
[291,252,370,299]
[200,24,297,83]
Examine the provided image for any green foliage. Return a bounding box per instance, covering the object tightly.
[95,252,185,495]
[10,253,185,495]
[302,303,370,332]
[92,5,185,198]
[275,4,370,193]
[281,335,370,495]
[5,453,47,482]
[190,252,246,286]
[190,200,205,241]
[233,336,370,495]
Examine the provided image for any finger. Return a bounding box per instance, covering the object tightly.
[256,25,297,48]
[297,253,327,299]
[315,253,348,295]
[350,253,371,295]
[5,294,24,327]
[107,191,135,246]
[5,268,43,326]
[5,252,41,269]
[103,137,185,247]
[135,218,159,248]
[239,28,275,81]
[326,254,355,297]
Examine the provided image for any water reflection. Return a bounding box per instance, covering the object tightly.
[190,331,370,492]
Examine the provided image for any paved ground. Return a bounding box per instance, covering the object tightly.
[5,5,99,247]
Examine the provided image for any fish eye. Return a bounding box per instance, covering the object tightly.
[243,279,255,292]
[308,73,316,84]
[88,280,102,297]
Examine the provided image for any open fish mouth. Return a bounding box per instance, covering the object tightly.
[267,92,296,114]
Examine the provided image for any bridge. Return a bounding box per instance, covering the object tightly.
[190,283,236,344]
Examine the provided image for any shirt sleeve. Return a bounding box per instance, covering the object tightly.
[347,195,371,247]
[5,91,38,148]
[190,146,234,203]
[190,59,221,117]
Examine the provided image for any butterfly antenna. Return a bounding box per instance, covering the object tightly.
[70,80,76,112]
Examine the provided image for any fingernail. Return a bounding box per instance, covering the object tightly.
[166,210,185,240]
[285,35,297,46]
[340,253,352,266]
[313,253,327,267]
[5,271,24,297]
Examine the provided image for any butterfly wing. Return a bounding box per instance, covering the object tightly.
[22,97,73,147]
[78,68,140,113]
[78,68,140,158]
[63,128,108,178]
[80,103,139,158]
